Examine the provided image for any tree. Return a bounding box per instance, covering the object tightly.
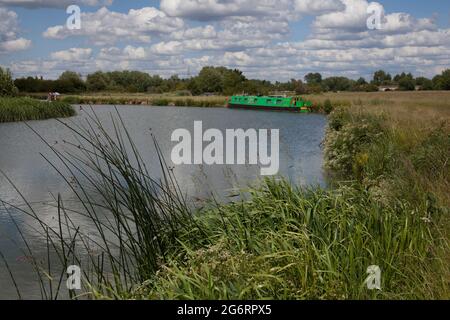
[105,70,157,92]
[415,77,433,90]
[322,77,354,92]
[86,71,111,91]
[0,67,18,96]
[222,69,246,95]
[398,78,415,91]
[165,74,181,92]
[356,77,367,85]
[196,67,223,93]
[353,77,378,92]
[187,77,201,95]
[291,79,307,95]
[304,73,322,85]
[372,70,392,85]
[242,79,271,95]
[56,71,86,93]
[394,72,414,84]
[433,69,450,90]
[394,72,416,91]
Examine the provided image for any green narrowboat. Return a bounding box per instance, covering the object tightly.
[227,95,312,113]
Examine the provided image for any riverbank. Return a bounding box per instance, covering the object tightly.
[4,92,449,299]
[21,92,228,108]
[131,103,449,300]
[20,91,450,115]
[0,97,76,123]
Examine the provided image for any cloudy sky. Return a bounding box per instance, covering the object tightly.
[0,0,449,81]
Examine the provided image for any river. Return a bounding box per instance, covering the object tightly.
[0,105,327,299]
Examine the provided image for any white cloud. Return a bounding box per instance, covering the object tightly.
[294,0,344,14]
[0,0,113,8]
[51,47,92,61]
[171,25,217,40]
[43,7,184,45]
[0,8,31,53]
[312,0,373,32]
[312,0,437,35]
[0,37,31,52]
[4,0,450,81]
[150,41,184,55]
[160,0,298,20]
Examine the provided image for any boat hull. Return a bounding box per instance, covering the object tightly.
[227,103,310,113]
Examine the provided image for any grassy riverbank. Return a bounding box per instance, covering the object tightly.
[20,91,450,114]
[25,92,228,108]
[131,102,449,300]
[0,97,76,123]
[4,92,449,300]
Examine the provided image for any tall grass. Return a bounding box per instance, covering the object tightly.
[305,91,450,118]
[0,97,76,123]
[139,102,449,300]
[137,180,448,300]
[60,94,227,108]
[1,109,199,298]
[1,95,449,300]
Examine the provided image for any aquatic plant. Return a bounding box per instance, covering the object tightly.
[0,97,76,123]
[1,95,448,300]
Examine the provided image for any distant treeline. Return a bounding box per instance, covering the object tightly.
[10,66,450,96]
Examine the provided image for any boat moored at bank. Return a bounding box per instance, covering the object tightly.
[227,95,312,113]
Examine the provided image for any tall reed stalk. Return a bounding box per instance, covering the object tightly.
[0,97,75,123]
[1,107,199,298]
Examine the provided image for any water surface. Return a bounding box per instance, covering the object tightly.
[0,105,327,299]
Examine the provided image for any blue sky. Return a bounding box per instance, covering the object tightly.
[0,0,449,81]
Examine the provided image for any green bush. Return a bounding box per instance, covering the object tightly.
[151,98,169,106]
[324,108,384,178]
[0,67,18,97]
[323,99,333,114]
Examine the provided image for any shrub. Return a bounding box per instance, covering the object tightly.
[151,98,169,106]
[324,108,384,178]
[0,67,18,97]
[323,99,333,114]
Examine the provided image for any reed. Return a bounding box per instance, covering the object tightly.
[138,179,448,300]
[0,108,209,299]
[1,92,448,300]
[0,97,76,123]
[59,94,227,108]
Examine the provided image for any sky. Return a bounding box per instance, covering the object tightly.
[0,0,449,81]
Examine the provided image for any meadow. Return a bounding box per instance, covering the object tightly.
[306,91,450,117]
[2,91,449,300]
[0,97,76,123]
